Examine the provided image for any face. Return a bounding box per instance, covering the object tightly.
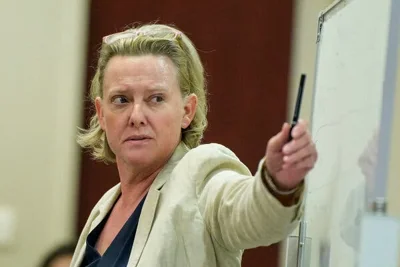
[96,55,197,169]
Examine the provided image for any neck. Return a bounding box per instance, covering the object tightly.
[116,159,163,207]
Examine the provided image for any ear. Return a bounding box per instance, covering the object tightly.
[95,97,106,130]
[181,94,198,129]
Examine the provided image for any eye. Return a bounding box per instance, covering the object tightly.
[150,95,165,103]
[112,96,128,104]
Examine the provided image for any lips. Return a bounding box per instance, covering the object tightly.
[124,135,152,142]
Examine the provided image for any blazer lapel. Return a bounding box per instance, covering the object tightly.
[72,184,121,267]
[127,142,189,267]
[127,187,161,267]
[93,184,122,231]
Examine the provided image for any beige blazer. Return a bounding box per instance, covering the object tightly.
[71,142,304,267]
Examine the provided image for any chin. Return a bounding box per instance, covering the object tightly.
[123,152,154,166]
[118,141,177,168]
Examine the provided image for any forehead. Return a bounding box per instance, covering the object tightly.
[103,55,179,90]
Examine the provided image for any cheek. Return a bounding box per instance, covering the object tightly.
[103,112,126,137]
[153,110,183,134]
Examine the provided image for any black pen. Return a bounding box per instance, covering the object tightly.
[288,74,306,141]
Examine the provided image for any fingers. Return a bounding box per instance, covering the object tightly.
[267,122,291,152]
[283,142,316,166]
[290,119,308,139]
[282,120,317,168]
[283,130,311,155]
[283,145,318,170]
[282,120,311,156]
[286,154,317,170]
[265,119,318,180]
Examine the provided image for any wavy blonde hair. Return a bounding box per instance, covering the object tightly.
[77,24,208,163]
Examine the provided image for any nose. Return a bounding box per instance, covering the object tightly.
[128,103,147,127]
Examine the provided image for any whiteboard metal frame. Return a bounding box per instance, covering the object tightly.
[292,2,350,267]
[357,0,400,265]
[373,0,400,206]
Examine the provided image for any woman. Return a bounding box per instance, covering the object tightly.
[71,24,318,267]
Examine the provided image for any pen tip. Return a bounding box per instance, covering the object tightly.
[300,74,306,86]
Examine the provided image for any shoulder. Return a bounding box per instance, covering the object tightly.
[78,184,120,235]
[178,143,252,178]
[73,183,120,264]
[87,183,120,216]
[184,143,237,162]
[188,143,234,156]
[99,183,120,203]
[186,143,239,160]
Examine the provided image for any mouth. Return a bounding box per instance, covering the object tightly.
[124,135,152,143]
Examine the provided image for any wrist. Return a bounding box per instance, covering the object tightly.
[261,166,304,206]
[262,166,300,195]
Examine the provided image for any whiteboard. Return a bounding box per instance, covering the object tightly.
[304,0,400,266]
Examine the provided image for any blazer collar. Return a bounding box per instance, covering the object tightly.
[128,141,189,266]
[76,142,190,267]
[151,141,189,190]
[95,142,189,215]
[128,142,189,267]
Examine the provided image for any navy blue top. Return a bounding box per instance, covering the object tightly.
[80,195,147,267]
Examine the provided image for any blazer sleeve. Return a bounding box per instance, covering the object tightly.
[191,144,305,251]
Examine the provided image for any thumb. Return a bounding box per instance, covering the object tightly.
[268,122,291,152]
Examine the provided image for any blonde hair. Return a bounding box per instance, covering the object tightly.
[77,24,208,163]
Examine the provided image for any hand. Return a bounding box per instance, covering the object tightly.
[265,119,317,190]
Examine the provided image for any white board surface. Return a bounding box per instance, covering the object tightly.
[304,0,399,266]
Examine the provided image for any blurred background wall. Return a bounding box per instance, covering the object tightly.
[0,0,399,267]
